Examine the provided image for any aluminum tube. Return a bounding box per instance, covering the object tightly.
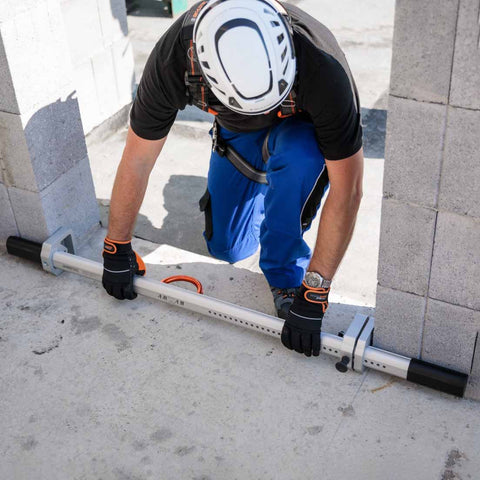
[363,346,411,379]
[52,252,346,354]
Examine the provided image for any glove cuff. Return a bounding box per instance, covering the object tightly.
[103,237,133,256]
[290,282,330,318]
[300,281,329,313]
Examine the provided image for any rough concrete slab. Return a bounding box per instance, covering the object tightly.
[0,110,36,191]
[60,0,104,67]
[328,370,480,480]
[383,96,446,208]
[377,199,436,296]
[373,285,426,359]
[1,231,480,480]
[0,0,73,115]
[449,0,480,110]
[23,91,88,191]
[389,0,458,104]
[429,212,480,311]
[439,106,480,218]
[0,182,18,248]
[422,299,480,374]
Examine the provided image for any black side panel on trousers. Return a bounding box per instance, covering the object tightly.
[199,188,213,240]
[301,168,329,230]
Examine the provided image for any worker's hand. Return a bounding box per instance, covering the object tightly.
[102,237,146,300]
[280,282,330,357]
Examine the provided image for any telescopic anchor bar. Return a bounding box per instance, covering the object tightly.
[6,230,469,398]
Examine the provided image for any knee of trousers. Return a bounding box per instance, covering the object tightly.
[206,236,259,264]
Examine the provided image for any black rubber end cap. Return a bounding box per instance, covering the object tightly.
[407,358,468,398]
[6,236,43,265]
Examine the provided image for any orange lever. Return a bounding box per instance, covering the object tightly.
[161,275,204,294]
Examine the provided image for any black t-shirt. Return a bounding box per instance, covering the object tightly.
[130,2,363,160]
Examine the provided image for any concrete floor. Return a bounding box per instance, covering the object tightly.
[2,1,480,479]
[2,232,480,480]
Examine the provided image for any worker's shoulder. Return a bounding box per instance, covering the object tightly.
[150,9,191,66]
[287,4,347,67]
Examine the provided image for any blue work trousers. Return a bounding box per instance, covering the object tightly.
[202,117,329,288]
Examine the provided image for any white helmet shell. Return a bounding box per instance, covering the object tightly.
[193,0,297,115]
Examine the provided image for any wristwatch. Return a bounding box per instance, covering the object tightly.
[304,271,332,289]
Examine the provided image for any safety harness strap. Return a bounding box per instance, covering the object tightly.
[212,121,268,185]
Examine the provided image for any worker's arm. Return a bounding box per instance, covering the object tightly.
[281,148,364,356]
[107,126,168,241]
[309,147,364,280]
[102,127,167,300]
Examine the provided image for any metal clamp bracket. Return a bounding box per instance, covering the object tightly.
[40,228,76,275]
[335,314,374,373]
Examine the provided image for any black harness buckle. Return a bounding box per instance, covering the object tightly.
[212,121,226,156]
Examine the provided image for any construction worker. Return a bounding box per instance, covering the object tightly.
[102,0,364,358]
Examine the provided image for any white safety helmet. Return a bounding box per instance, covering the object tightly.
[193,0,297,115]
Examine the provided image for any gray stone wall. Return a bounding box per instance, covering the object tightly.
[60,0,135,133]
[375,0,480,398]
[0,0,100,247]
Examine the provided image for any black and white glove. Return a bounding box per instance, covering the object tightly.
[281,282,330,357]
[102,237,146,300]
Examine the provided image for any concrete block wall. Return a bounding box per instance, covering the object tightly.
[60,0,135,133]
[0,0,99,247]
[375,0,480,399]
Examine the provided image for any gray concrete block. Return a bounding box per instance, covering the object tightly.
[0,36,19,114]
[41,156,100,242]
[24,91,88,191]
[430,212,480,311]
[97,0,129,46]
[439,107,480,218]
[8,187,49,241]
[111,38,135,107]
[0,111,37,191]
[449,0,480,110]
[74,60,102,134]
[92,49,121,120]
[389,0,458,104]
[377,199,436,296]
[8,158,99,243]
[383,96,446,208]
[60,0,103,67]
[0,183,18,249]
[422,299,480,374]
[0,0,73,115]
[373,286,426,358]
[0,0,38,22]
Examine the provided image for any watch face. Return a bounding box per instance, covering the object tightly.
[305,272,323,288]
[305,271,331,288]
